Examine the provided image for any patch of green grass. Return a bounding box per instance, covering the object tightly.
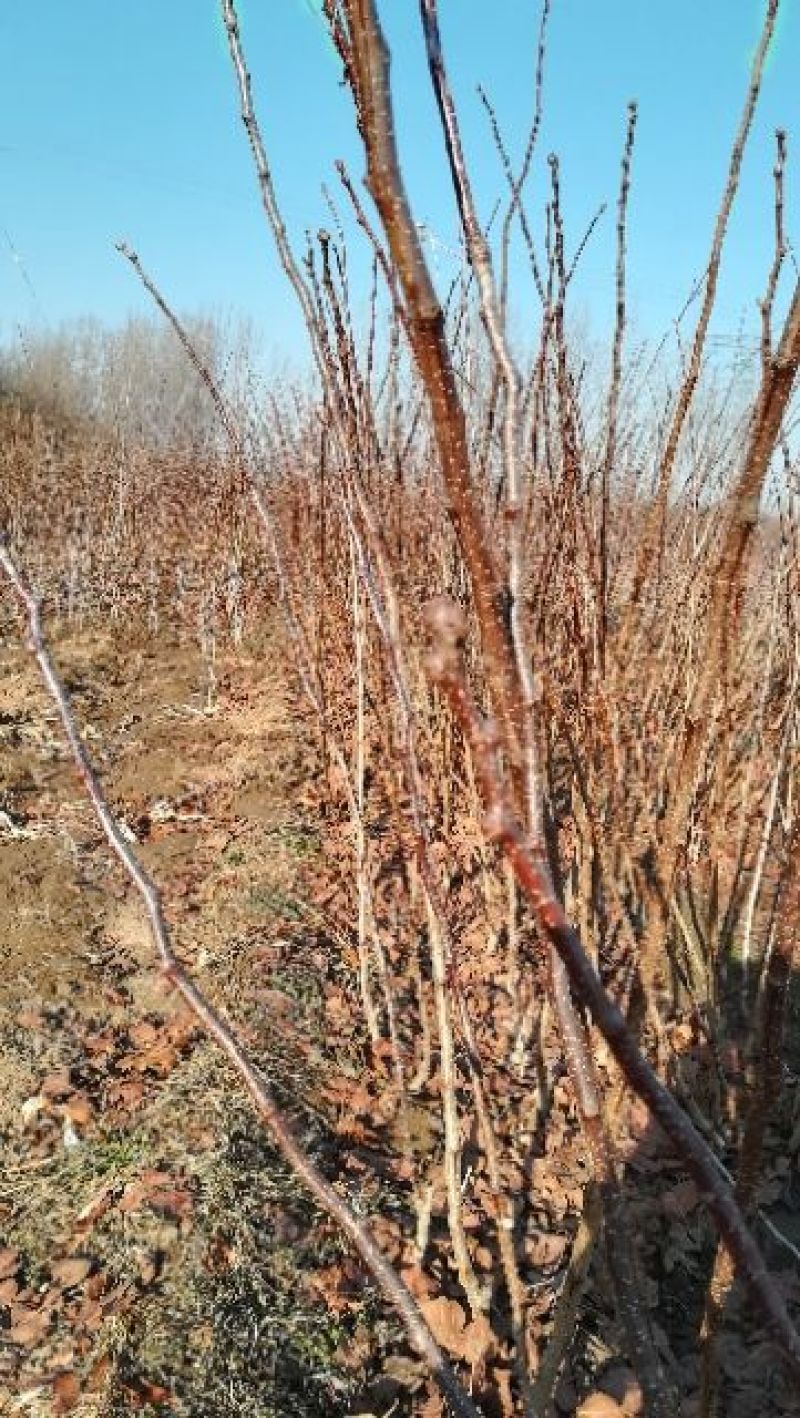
[87,1126,151,1176]
[267,821,321,860]
[248,881,304,921]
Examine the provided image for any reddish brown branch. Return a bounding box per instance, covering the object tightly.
[600,101,638,668]
[329,0,525,783]
[760,128,788,368]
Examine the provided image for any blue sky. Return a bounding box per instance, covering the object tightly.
[0,2,797,373]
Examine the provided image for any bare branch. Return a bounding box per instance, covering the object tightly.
[628,0,782,610]
[332,0,525,782]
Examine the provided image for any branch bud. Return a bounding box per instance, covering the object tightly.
[480,716,502,750]
[484,801,511,843]
[424,648,452,683]
[424,595,467,649]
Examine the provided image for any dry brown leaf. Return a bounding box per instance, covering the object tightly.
[85,1271,106,1300]
[85,1353,112,1392]
[40,1284,65,1313]
[368,1214,403,1263]
[417,1389,445,1418]
[101,1281,136,1316]
[84,1031,115,1059]
[165,1012,197,1046]
[459,1315,494,1366]
[0,1246,20,1280]
[307,1258,365,1315]
[151,1186,193,1217]
[52,1371,81,1414]
[576,1394,627,1417]
[75,1297,104,1333]
[129,1020,159,1048]
[119,1170,170,1210]
[118,1041,178,1075]
[622,1390,644,1417]
[259,988,297,1017]
[50,1344,77,1369]
[107,1077,146,1111]
[486,1364,515,1417]
[8,1308,50,1345]
[371,1038,395,1068]
[52,1256,92,1288]
[18,1007,45,1030]
[399,1264,434,1300]
[120,1171,192,1218]
[62,1092,93,1126]
[129,1379,173,1406]
[0,1276,19,1303]
[41,1070,74,1100]
[419,1296,468,1357]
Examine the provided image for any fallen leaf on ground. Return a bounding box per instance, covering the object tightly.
[419,1297,469,1358]
[399,1265,434,1300]
[0,1246,20,1280]
[52,1257,92,1288]
[85,1354,112,1391]
[119,1171,192,1218]
[41,1070,74,1100]
[459,1315,495,1366]
[52,1371,81,1413]
[62,1093,93,1126]
[8,1308,50,1345]
[124,1379,173,1406]
[576,1395,627,1417]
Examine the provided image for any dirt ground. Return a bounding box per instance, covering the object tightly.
[2,617,800,1418]
[0,618,383,1417]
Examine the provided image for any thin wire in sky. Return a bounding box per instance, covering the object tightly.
[2,225,45,320]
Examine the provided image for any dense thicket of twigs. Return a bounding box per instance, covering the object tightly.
[3,1,800,1415]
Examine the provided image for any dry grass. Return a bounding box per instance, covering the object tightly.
[0,615,387,1415]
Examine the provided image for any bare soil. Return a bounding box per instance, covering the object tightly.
[0,620,379,1417]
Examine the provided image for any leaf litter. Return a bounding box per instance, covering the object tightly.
[1,623,799,1416]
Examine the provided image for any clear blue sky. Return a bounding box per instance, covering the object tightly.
[1,2,797,372]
